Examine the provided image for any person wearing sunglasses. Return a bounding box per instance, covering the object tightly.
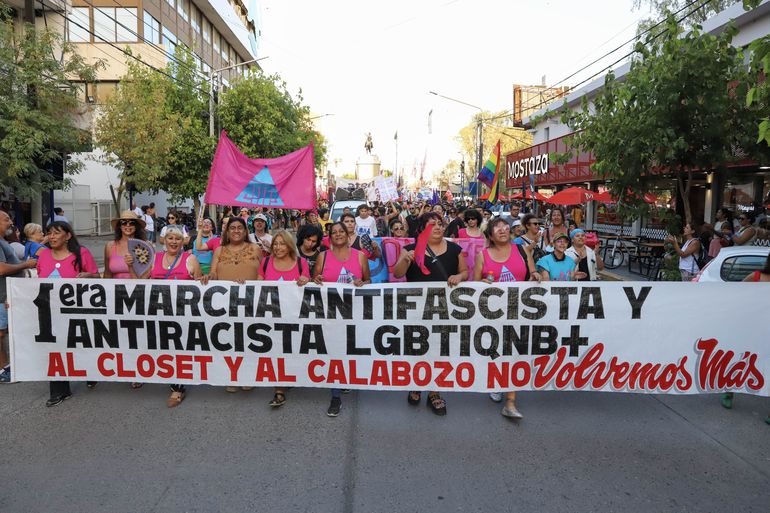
[388,219,410,239]
[732,212,757,246]
[104,211,148,280]
[514,214,547,262]
[159,211,190,248]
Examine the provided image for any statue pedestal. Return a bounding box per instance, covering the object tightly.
[356,154,381,182]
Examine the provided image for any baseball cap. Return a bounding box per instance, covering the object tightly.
[254,214,268,222]
[552,232,570,243]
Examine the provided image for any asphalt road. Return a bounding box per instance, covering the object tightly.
[1,382,768,513]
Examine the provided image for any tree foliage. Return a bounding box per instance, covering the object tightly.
[632,0,762,35]
[94,58,182,213]
[566,16,757,223]
[455,111,531,188]
[747,35,770,148]
[218,73,327,168]
[0,9,101,198]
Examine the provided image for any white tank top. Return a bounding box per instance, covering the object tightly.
[678,238,699,273]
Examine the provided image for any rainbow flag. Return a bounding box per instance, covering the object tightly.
[477,140,501,203]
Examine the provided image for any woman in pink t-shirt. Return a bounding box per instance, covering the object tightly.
[473,216,540,420]
[313,222,370,417]
[130,225,201,408]
[37,222,100,407]
[260,230,311,409]
[458,209,484,239]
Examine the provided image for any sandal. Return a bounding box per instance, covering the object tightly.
[407,391,421,405]
[130,382,143,389]
[427,393,447,416]
[167,391,185,408]
[269,392,286,407]
[225,386,238,393]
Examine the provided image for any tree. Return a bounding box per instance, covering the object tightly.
[747,35,770,148]
[632,0,762,35]
[94,59,181,214]
[455,111,531,186]
[566,16,756,224]
[0,9,101,198]
[219,73,327,168]
[160,47,216,213]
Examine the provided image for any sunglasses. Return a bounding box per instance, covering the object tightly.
[392,226,405,231]
[120,220,136,226]
[167,216,176,220]
[528,222,541,226]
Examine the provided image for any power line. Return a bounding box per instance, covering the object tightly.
[484,0,709,123]
[76,0,203,77]
[36,0,210,97]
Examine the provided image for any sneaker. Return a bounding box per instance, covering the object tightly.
[501,404,523,419]
[45,392,73,407]
[327,397,342,417]
[0,367,11,383]
[488,392,503,403]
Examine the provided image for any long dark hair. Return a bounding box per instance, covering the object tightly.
[47,221,84,273]
[297,223,323,251]
[113,219,147,241]
[222,217,251,246]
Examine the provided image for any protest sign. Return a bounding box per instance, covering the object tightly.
[373,176,399,202]
[8,279,769,396]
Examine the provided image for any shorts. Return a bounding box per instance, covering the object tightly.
[0,303,7,331]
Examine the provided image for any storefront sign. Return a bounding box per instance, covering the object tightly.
[8,279,769,396]
[507,153,549,180]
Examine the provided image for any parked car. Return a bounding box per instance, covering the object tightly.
[330,200,368,222]
[692,246,770,282]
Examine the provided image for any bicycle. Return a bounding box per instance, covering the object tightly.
[602,233,632,269]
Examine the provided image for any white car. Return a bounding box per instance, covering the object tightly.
[330,200,368,222]
[692,246,770,282]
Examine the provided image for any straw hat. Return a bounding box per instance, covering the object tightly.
[111,210,146,230]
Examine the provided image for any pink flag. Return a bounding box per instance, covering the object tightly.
[413,221,433,275]
[205,131,317,209]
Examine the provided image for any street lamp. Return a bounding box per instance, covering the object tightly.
[209,56,270,138]
[429,91,484,201]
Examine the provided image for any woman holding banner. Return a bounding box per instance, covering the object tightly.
[37,222,100,406]
[260,231,311,408]
[393,212,468,416]
[142,225,203,407]
[313,221,371,417]
[204,217,262,394]
[104,211,147,280]
[474,216,539,419]
[565,229,604,281]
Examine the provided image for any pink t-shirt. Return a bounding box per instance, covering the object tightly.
[108,242,130,279]
[458,228,484,239]
[37,247,99,278]
[205,237,222,251]
[321,248,364,283]
[261,256,310,281]
[480,246,528,282]
[150,251,193,280]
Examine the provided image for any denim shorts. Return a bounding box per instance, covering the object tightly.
[0,303,7,331]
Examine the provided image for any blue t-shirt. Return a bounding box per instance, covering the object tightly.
[536,253,576,281]
[24,241,45,260]
[193,235,213,266]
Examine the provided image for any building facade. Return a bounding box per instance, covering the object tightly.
[15,0,261,232]
[506,1,770,239]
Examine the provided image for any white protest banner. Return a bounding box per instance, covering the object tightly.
[8,279,769,395]
[373,175,399,202]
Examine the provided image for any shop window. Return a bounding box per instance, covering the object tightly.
[723,180,756,213]
[68,7,90,43]
[720,255,767,281]
[143,11,161,45]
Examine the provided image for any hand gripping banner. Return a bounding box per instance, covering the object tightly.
[8,279,770,395]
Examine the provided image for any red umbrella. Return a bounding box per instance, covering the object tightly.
[546,186,596,205]
[592,191,614,203]
[479,192,510,201]
[512,190,549,202]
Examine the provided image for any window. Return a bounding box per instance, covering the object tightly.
[177,0,189,22]
[720,255,767,281]
[93,8,116,42]
[116,8,137,42]
[143,11,161,45]
[202,61,211,75]
[96,82,118,103]
[212,28,219,55]
[221,39,228,61]
[93,7,137,43]
[192,7,201,33]
[163,26,177,58]
[202,18,210,43]
[230,47,236,66]
[68,7,90,43]
[165,0,175,8]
